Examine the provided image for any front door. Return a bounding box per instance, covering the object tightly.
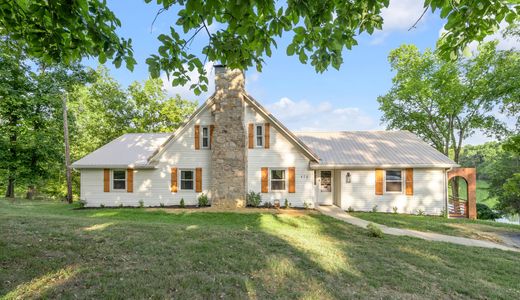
[318,170,333,205]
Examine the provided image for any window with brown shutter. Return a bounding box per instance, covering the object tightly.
[127,169,134,193]
[261,167,268,193]
[264,123,270,149]
[194,125,200,150]
[248,123,254,149]
[171,167,178,193]
[103,169,110,192]
[209,125,214,149]
[375,169,383,195]
[195,168,202,192]
[405,168,413,195]
[288,167,295,193]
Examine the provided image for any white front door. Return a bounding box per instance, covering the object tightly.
[318,170,333,205]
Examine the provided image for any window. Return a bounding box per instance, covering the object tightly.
[181,170,194,190]
[201,126,209,149]
[255,124,264,147]
[385,170,402,192]
[271,169,285,191]
[112,170,126,190]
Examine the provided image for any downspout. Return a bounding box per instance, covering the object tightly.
[445,168,450,218]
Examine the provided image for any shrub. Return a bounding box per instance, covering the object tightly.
[180,198,185,208]
[284,198,289,209]
[440,208,448,218]
[198,193,209,207]
[138,200,144,208]
[366,223,383,238]
[347,206,354,213]
[100,203,105,208]
[392,206,398,214]
[160,203,165,208]
[417,209,425,216]
[78,199,87,209]
[303,201,311,209]
[477,203,501,220]
[371,205,378,213]
[264,201,273,208]
[119,203,123,208]
[246,191,262,207]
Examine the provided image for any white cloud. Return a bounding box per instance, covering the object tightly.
[161,62,215,101]
[464,22,520,53]
[371,0,428,44]
[266,97,377,131]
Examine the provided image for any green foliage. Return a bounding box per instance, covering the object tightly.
[377,41,514,163]
[284,198,289,209]
[476,203,501,220]
[0,1,135,69]
[416,209,425,216]
[496,173,520,215]
[347,206,354,213]
[246,191,262,207]
[160,203,165,208]
[198,193,209,207]
[100,204,105,208]
[392,206,398,214]
[4,1,514,94]
[180,198,185,208]
[139,200,144,208]
[371,205,378,213]
[264,201,273,208]
[78,199,87,209]
[366,223,383,238]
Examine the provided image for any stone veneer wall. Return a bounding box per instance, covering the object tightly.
[210,67,247,208]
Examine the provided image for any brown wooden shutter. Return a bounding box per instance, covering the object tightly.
[103,169,110,192]
[405,168,413,195]
[261,167,268,193]
[209,125,215,149]
[171,168,178,193]
[375,169,384,195]
[194,125,200,150]
[195,168,202,192]
[127,168,134,193]
[288,167,295,193]
[264,123,270,149]
[248,123,254,149]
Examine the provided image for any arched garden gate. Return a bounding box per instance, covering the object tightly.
[447,168,477,219]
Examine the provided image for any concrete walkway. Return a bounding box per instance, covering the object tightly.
[317,205,520,252]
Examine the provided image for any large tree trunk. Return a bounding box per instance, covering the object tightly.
[5,178,15,198]
[63,94,73,203]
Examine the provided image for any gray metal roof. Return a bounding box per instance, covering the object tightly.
[72,133,171,168]
[295,131,457,168]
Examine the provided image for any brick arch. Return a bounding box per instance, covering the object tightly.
[448,168,477,219]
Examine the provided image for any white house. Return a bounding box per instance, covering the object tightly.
[72,66,458,214]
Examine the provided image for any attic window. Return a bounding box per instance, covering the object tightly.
[255,124,264,147]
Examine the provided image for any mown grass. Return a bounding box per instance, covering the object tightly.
[1,198,520,299]
[351,212,520,244]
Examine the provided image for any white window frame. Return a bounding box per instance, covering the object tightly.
[270,168,286,191]
[201,126,210,149]
[385,169,403,193]
[255,124,264,148]
[112,169,126,191]
[180,169,195,191]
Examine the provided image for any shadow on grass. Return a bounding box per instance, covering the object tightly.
[1,199,520,298]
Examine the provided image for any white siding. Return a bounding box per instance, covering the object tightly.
[339,169,446,215]
[80,108,213,207]
[244,103,316,207]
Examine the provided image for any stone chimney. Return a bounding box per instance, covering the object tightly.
[210,65,247,208]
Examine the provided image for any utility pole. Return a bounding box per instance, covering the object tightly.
[63,93,73,203]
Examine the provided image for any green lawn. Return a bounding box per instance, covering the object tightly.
[351,212,520,244]
[1,199,520,299]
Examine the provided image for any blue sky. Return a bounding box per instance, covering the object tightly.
[87,0,516,145]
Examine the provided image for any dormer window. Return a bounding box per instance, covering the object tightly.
[255,124,264,147]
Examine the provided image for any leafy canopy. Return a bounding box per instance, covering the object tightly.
[1,1,518,94]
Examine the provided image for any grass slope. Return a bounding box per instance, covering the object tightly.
[351,212,520,244]
[1,199,520,299]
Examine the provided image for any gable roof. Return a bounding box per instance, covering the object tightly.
[71,133,170,169]
[295,131,457,168]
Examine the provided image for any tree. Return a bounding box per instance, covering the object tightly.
[128,78,197,133]
[377,42,513,163]
[1,1,518,94]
